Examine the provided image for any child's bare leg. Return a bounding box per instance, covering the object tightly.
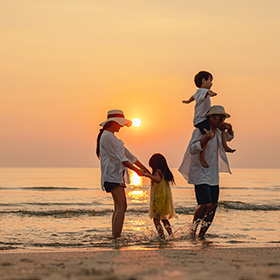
[199,141,209,168]
[161,219,172,236]
[153,218,165,239]
[222,131,236,153]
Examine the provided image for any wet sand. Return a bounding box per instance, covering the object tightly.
[0,247,279,280]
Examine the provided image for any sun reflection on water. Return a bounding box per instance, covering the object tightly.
[127,171,148,203]
[127,189,148,203]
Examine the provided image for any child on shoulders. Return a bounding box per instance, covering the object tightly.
[182,71,235,167]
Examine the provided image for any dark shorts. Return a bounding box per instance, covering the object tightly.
[195,119,210,135]
[195,184,219,205]
[104,182,126,193]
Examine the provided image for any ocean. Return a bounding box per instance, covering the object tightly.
[0,168,279,250]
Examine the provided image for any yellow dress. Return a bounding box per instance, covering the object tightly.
[149,170,177,220]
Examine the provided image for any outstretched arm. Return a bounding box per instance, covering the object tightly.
[182,96,195,104]
[134,160,150,174]
[122,161,145,176]
[207,90,217,97]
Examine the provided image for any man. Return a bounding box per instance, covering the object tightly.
[179,105,234,238]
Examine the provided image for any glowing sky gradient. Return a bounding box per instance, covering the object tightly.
[1,1,280,168]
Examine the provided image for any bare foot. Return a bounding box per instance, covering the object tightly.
[200,157,209,168]
[190,229,196,239]
[225,147,236,153]
[198,235,206,240]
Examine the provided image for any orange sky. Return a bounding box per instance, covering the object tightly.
[1,1,280,168]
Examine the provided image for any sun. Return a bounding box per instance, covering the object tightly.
[132,118,141,127]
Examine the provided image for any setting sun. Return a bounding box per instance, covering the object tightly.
[132,118,141,127]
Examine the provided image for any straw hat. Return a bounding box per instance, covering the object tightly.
[99,109,132,127]
[205,105,230,118]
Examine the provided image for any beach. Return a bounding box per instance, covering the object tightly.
[0,247,279,280]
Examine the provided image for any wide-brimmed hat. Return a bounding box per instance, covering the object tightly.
[99,109,132,127]
[205,105,230,118]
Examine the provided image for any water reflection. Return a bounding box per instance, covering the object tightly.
[127,189,148,203]
[127,171,148,203]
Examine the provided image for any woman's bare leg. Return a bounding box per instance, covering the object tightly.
[111,187,127,238]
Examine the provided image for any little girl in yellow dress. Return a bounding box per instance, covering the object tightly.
[144,153,177,240]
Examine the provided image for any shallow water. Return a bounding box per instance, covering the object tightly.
[0,168,279,250]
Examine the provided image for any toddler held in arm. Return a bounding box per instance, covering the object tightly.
[182,71,235,168]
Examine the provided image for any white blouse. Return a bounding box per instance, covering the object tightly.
[100,130,137,190]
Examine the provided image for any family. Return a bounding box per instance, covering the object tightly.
[96,71,235,240]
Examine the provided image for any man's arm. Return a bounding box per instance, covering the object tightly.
[220,123,234,141]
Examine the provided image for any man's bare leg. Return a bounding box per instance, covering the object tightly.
[198,203,218,239]
[190,204,209,237]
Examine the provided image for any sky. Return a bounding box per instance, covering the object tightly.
[1,0,280,169]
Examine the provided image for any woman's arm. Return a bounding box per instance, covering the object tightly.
[122,161,144,176]
[134,160,150,173]
[143,170,161,183]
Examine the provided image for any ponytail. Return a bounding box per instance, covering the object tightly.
[96,128,104,158]
[96,121,115,158]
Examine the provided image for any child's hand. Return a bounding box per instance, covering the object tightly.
[208,90,217,97]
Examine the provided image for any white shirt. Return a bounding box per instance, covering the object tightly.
[193,88,211,126]
[100,130,137,190]
[178,128,233,185]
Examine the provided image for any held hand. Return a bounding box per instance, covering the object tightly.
[143,169,151,175]
[135,169,145,177]
[142,167,151,174]
[142,171,151,177]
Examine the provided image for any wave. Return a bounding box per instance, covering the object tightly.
[220,201,280,211]
[0,202,100,208]
[0,186,95,191]
[0,206,196,217]
[0,209,113,217]
[0,201,279,217]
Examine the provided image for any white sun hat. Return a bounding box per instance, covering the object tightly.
[99,109,132,127]
[205,105,231,118]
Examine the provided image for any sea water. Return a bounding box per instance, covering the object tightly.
[0,168,279,250]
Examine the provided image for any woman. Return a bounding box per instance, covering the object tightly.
[96,109,148,239]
